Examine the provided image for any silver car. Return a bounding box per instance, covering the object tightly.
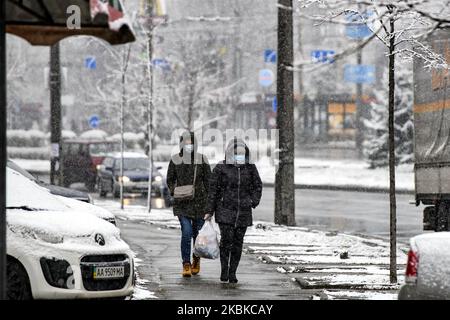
[399,233,450,300]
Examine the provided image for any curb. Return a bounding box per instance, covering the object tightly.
[262,182,414,195]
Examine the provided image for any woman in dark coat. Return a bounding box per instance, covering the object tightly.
[206,138,263,283]
[167,131,211,277]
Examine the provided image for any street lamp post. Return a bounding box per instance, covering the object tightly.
[0,0,7,300]
[50,43,62,186]
[146,26,154,213]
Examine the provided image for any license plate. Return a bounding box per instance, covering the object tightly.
[93,266,125,279]
[134,182,148,188]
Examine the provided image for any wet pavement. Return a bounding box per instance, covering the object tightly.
[118,219,316,300]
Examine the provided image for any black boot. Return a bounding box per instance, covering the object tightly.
[228,227,246,284]
[228,248,241,284]
[220,246,230,282]
[228,260,239,284]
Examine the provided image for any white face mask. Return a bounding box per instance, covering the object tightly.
[235,154,245,164]
[184,144,194,153]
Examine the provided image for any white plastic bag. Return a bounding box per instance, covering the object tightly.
[194,220,220,259]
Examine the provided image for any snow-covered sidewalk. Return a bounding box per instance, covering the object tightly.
[257,157,414,192]
[98,200,407,300]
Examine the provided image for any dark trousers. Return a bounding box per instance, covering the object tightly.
[218,224,247,277]
[178,216,205,264]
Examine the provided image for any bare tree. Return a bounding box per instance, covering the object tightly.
[296,0,450,283]
[162,33,229,130]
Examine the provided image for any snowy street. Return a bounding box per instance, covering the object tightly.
[3,0,450,305]
[96,198,406,300]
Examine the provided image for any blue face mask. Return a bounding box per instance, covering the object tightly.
[184,144,193,153]
[235,154,245,164]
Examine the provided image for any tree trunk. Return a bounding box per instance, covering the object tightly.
[275,0,295,226]
[388,9,398,284]
[187,84,195,131]
[355,47,364,158]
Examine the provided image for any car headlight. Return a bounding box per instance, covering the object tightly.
[118,176,130,183]
[154,176,162,183]
[9,226,64,244]
[35,230,64,244]
[40,258,74,289]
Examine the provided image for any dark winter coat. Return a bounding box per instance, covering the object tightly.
[166,132,211,219]
[207,138,263,227]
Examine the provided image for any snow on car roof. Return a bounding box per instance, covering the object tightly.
[7,168,69,212]
[56,195,114,220]
[6,168,119,238]
[412,232,450,249]
[108,152,148,159]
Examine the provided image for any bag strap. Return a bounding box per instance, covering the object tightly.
[193,164,197,185]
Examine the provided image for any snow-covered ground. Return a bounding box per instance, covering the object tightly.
[97,200,406,300]
[132,257,158,300]
[256,157,414,191]
[156,157,414,191]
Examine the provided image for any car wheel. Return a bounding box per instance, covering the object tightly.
[99,180,107,198]
[7,259,32,300]
[436,201,450,231]
[113,181,120,198]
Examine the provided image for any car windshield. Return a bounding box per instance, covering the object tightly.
[115,158,149,171]
[7,160,36,181]
[90,143,120,156]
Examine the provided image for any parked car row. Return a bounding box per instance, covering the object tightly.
[96,152,172,207]
[56,139,171,207]
[6,162,134,300]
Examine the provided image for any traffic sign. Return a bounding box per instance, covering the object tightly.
[88,115,100,129]
[264,49,277,63]
[272,96,277,112]
[85,57,97,70]
[152,58,171,71]
[259,69,275,87]
[344,64,375,84]
[345,11,373,39]
[311,50,335,64]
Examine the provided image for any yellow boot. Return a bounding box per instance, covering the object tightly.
[182,263,192,277]
[191,255,201,275]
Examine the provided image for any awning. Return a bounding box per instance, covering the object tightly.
[5,0,135,45]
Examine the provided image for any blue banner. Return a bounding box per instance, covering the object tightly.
[344,65,375,84]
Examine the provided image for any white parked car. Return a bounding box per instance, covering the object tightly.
[55,194,117,225]
[8,160,116,225]
[399,232,450,300]
[6,168,134,300]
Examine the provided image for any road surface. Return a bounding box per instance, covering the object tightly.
[120,219,315,300]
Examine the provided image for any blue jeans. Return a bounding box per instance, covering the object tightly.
[178,216,205,264]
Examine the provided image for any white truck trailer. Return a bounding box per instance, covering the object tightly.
[414,29,450,231]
